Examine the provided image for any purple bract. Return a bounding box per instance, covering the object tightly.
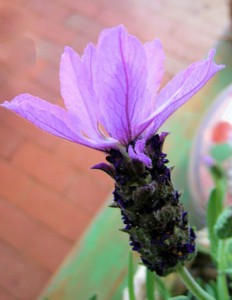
[1,25,224,166]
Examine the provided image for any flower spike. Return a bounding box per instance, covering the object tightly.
[1,26,224,276]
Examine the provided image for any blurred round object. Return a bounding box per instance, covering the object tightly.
[211,121,232,144]
[189,84,232,214]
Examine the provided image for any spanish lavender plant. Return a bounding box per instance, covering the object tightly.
[0,26,225,299]
[102,133,196,277]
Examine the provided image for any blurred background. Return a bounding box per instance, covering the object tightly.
[0,0,230,299]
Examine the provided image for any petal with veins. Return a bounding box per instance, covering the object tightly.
[143,49,225,138]
[94,25,149,144]
[144,39,165,101]
[60,45,101,139]
[1,94,117,150]
[0,27,224,160]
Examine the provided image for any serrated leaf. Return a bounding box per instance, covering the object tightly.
[214,207,232,239]
[225,238,232,267]
[204,280,217,298]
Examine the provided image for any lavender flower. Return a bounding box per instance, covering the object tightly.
[1,25,223,167]
[1,25,224,275]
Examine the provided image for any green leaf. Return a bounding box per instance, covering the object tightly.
[210,165,226,191]
[87,295,97,300]
[225,238,232,267]
[210,143,232,163]
[169,296,188,300]
[154,274,170,300]
[146,269,155,300]
[206,171,226,262]
[214,207,232,239]
[207,188,220,261]
[219,268,232,275]
[204,280,217,298]
[128,252,136,300]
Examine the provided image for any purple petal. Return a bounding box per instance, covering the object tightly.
[131,40,165,139]
[144,49,225,138]
[60,45,101,139]
[202,155,215,167]
[144,39,165,100]
[91,162,115,178]
[159,132,169,143]
[128,139,152,167]
[0,94,117,150]
[94,25,149,144]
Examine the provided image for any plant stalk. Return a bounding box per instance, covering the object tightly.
[176,265,215,300]
[217,240,229,300]
[146,269,155,300]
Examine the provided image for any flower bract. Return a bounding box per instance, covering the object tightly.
[1,25,224,166]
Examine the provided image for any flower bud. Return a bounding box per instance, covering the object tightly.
[105,134,196,276]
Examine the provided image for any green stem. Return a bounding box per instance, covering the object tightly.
[146,269,155,300]
[128,252,136,300]
[217,240,229,300]
[176,265,215,300]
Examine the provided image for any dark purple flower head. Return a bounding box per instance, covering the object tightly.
[1,25,224,167]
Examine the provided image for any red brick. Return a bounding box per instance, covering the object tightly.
[0,105,59,152]
[161,37,190,64]
[55,140,107,170]
[95,8,126,29]
[0,1,229,299]
[19,182,91,240]
[24,225,72,272]
[25,0,70,22]
[35,62,61,95]
[57,0,101,19]
[27,71,61,104]
[0,198,38,250]
[174,27,215,53]
[0,158,33,205]
[0,240,50,299]
[0,287,17,300]
[65,170,113,213]
[164,55,189,77]
[33,17,76,45]
[160,73,173,90]
[36,38,63,66]
[12,141,76,194]
[65,33,94,55]
[0,72,54,101]
[10,0,29,4]
[55,141,113,209]
[64,20,104,48]
[0,4,29,42]
[0,123,24,160]
[65,13,103,36]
